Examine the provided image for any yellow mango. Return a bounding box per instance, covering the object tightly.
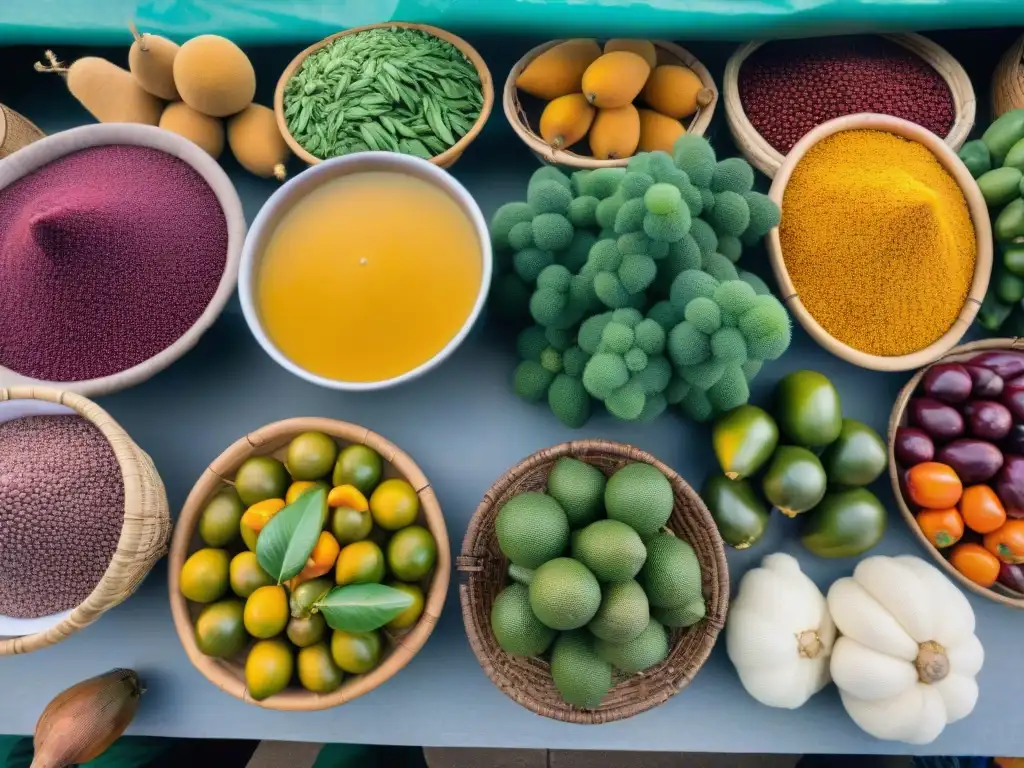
[641,64,709,120]
[603,39,657,70]
[589,104,640,160]
[638,108,685,153]
[539,93,595,150]
[515,39,602,101]
[582,51,651,109]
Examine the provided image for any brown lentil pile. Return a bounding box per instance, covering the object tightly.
[739,35,955,154]
[0,415,124,618]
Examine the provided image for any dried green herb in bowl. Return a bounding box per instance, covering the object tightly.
[279,25,487,164]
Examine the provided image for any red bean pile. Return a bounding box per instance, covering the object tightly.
[0,415,124,619]
[739,35,955,154]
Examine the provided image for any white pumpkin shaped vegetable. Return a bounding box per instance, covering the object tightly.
[726,553,835,708]
[827,555,984,745]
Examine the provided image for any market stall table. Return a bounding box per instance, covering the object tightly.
[0,36,1019,757]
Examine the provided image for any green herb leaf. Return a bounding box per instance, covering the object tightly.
[256,486,327,584]
[315,584,415,632]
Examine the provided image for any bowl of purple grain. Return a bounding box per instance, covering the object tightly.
[0,387,171,655]
[0,122,246,397]
[723,33,976,179]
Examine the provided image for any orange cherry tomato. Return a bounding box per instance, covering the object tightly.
[906,462,963,509]
[983,519,1024,564]
[916,508,964,548]
[959,484,1007,534]
[949,542,1000,587]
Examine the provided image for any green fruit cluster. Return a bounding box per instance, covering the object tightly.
[701,370,888,556]
[489,457,705,710]
[491,134,791,428]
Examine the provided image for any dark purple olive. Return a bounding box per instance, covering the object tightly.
[909,398,964,442]
[997,455,1024,518]
[1005,424,1024,455]
[936,439,1004,484]
[1001,382,1024,422]
[999,562,1024,594]
[894,427,935,467]
[964,400,1013,440]
[921,363,972,404]
[964,365,1004,399]
[970,351,1024,379]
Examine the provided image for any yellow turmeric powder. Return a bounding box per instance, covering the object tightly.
[780,129,975,357]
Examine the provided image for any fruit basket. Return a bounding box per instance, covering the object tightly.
[458,440,728,724]
[993,33,1024,118]
[0,387,171,655]
[168,417,450,709]
[889,338,1024,608]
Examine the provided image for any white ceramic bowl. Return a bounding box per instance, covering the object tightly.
[239,152,492,391]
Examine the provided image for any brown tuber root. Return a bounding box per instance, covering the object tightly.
[35,50,163,125]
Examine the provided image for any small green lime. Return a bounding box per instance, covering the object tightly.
[332,445,383,495]
[386,525,437,581]
[289,577,334,619]
[330,629,382,674]
[195,599,247,658]
[386,582,425,630]
[331,506,374,544]
[287,432,340,481]
[297,642,345,694]
[229,551,274,598]
[180,548,230,603]
[198,488,245,547]
[245,639,294,701]
[235,456,290,507]
[287,613,327,648]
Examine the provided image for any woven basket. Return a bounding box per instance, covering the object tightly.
[274,22,493,170]
[0,387,171,655]
[0,104,44,159]
[168,417,450,710]
[993,34,1024,118]
[505,40,717,169]
[724,34,976,179]
[458,440,728,724]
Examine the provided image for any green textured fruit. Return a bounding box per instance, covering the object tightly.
[820,418,887,487]
[712,404,779,480]
[332,444,384,495]
[982,108,1024,166]
[490,583,556,657]
[297,642,344,694]
[195,599,247,658]
[775,370,842,448]
[1003,136,1024,173]
[495,492,570,568]
[800,488,887,558]
[198,487,245,547]
[653,597,705,628]
[287,614,327,648]
[289,577,334,619]
[508,564,535,585]
[529,557,601,630]
[762,446,827,518]
[604,462,673,539]
[286,431,339,481]
[550,631,613,709]
[978,167,1024,208]
[958,139,991,178]
[701,474,769,549]
[546,457,607,528]
[234,456,289,507]
[571,519,646,582]
[245,639,294,701]
[587,580,650,642]
[594,617,669,673]
[330,629,383,674]
[995,198,1024,242]
[639,533,702,608]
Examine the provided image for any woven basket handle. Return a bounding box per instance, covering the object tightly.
[455,556,482,573]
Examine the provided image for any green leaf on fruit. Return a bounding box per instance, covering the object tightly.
[256,486,327,583]
[315,584,415,632]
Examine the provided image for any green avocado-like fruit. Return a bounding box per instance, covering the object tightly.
[587,580,650,643]
[820,418,887,487]
[639,532,702,608]
[195,599,247,658]
[550,631,613,709]
[593,617,669,673]
[297,642,344,694]
[653,597,705,628]
[490,583,557,657]
[701,474,769,549]
[977,166,1024,208]
[495,492,570,569]
[775,370,842,448]
[546,457,607,528]
[332,444,384,495]
[762,446,827,518]
[712,404,779,480]
[286,431,339,481]
[604,462,673,539]
[571,519,647,582]
[198,487,245,547]
[982,108,1024,166]
[234,456,289,507]
[529,557,601,630]
[289,577,334,619]
[958,139,991,178]
[800,487,887,558]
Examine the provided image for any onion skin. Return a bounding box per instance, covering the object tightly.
[964,400,1013,440]
[909,398,965,442]
[922,363,973,404]
[964,365,1004,399]
[1004,424,1024,455]
[936,439,1004,484]
[997,455,1024,519]
[894,427,935,467]
[998,561,1024,593]
[970,351,1024,379]
[1002,381,1024,422]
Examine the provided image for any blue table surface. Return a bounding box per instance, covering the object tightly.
[0,32,1021,756]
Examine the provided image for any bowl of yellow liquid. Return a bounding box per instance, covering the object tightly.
[239,152,491,389]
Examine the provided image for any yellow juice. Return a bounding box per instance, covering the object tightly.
[257,171,482,382]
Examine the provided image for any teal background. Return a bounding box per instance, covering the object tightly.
[3,0,1024,45]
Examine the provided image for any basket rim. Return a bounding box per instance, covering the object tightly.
[167,417,451,711]
[458,439,729,724]
[723,33,977,179]
[0,386,171,654]
[992,33,1024,118]
[503,38,718,169]
[766,112,992,372]
[273,22,494,170]
[887,337,1024,609]
[0,123,245,397]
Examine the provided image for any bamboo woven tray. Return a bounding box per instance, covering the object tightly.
[724,33,976,179]
[168,417,450,710]
[274,22,493,170]
[0,104,44,159]
[505,39,717,169]
[458,440,728,724]
[888,338,1024,609]
[0,387,171,655]
[993,33,1024,118]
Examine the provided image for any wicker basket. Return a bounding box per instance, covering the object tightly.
[767,113,992,372]
[168,417,450,710]
[888,338,1024,609]
[505,40,718,169]
[724,34,976,179]
[993,34,1024,118]
[458,440,728,724]
[274,22,493,170]
[0,104,44,159]
[0,387,171,655]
